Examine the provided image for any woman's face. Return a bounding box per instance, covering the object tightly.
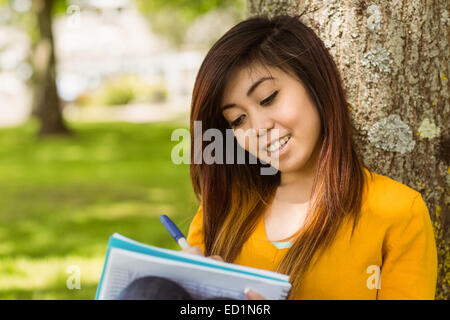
[220,63,322,174]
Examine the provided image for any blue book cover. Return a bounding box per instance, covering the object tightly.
[95,233,291,300]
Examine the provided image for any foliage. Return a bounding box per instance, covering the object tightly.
[75,75,167,107]
[135,0,246,48]
[0,120,197,299]
[136,0,245,21]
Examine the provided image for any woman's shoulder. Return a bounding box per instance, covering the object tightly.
[362,167,425,222]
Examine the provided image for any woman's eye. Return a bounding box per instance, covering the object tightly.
[260,90,278,106]
[230,115,245,128]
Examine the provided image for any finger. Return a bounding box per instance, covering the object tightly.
[244,288,266,300]
[208,255,224,262]
[182,246,204,256]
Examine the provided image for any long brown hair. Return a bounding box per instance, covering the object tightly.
[189,14,371,299]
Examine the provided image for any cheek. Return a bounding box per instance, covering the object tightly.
[275,99,302,130]
[279,110,302,135]
[286,97,321,136]
[306,108,322,140]
[291,110,322,159]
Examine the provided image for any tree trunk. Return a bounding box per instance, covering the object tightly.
[247,0,449,300]
[32,0,70,136]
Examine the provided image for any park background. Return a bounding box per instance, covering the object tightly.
[0,0,448,299]
[0,0,246,299]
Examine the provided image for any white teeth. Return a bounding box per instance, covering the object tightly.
[268,142,280,152]
[266,135,290,152]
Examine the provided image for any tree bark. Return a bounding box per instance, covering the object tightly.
[247,0,449,300]
[32,0,70,136]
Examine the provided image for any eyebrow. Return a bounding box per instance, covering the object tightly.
[221,76,275,111]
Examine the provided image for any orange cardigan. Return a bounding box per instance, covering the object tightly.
[186,168,438,299]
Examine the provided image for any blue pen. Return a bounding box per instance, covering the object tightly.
[159,215,191,249]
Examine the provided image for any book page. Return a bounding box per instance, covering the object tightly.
[98,247,291,300]
[112,233,289,282]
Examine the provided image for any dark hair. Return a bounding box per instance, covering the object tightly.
[189,14,370,299]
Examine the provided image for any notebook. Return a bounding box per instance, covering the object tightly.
[95,233,292,300]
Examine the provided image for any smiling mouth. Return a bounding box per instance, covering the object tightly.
[263,134,291,153]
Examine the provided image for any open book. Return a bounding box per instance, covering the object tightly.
[95,233,292,300]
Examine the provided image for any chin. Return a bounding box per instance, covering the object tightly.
[278,154,309,173]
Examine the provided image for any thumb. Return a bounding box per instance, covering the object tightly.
[244,288,266,300]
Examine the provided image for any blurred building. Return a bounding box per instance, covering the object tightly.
[54,0,203,109]
[0,21,32,127]
[0,0,241,126]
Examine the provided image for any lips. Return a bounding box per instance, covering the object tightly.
[263,134,291,152]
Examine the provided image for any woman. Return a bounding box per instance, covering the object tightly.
[185,14,437,300]
[120,14,437,300]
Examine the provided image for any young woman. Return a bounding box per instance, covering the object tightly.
[118,14,437,300]
[184,14,438,300]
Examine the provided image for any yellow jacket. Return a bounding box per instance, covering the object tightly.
[186,168,438,299]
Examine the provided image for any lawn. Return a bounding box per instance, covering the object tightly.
[0,119,199,299]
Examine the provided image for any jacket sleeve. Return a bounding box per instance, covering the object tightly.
[377,193,438,299]
[186,203,205,254]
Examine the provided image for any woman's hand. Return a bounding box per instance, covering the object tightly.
[244,288,267,300]
[182,246,224,262]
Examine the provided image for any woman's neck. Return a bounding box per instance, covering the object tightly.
[276,144,320,204]
[276,170,315,204]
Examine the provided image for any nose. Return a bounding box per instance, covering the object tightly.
[252,111,274,138]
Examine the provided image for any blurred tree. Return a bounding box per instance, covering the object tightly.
[248,0,449,300]
[32,0,70,136]
[136,0,246,49]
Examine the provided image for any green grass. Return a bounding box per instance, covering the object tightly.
[0,119,198,299]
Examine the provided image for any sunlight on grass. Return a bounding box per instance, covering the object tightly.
[72,201,177,222]
[0,256,104,299]
[0,120,198,299]
[147,187,174,202]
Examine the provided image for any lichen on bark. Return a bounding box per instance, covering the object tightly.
[368,114,416,154]
[247,0,449,300]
